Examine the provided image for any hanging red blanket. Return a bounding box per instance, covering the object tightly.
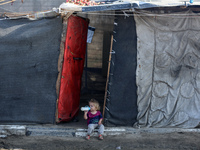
[58,15,89,122]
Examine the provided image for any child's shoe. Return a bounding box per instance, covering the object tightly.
[86,135,90,140]
[98,134,103,140]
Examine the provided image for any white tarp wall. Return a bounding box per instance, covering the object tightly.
[134,9,200,128]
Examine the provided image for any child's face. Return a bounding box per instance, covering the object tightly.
[89,102,97,112]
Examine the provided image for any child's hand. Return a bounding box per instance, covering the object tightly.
[84,111,88,120]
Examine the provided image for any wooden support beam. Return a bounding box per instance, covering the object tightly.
[102,35,113,122]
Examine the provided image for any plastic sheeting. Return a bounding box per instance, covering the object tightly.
[104,12,138,127]
[0,17,62,124]
[134,9,200,128]
[57,15,89,122]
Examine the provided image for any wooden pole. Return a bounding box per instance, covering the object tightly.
[102,35,113,122]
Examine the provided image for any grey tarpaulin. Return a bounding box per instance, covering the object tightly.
[134,9,200,128]
[0,17,62,124]
[104,12,138,127]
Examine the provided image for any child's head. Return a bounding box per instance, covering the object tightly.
[89,98,100,111]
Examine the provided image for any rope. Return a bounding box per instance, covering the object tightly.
[0,0,16,6]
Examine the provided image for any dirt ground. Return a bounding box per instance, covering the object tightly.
[1,132,200,150]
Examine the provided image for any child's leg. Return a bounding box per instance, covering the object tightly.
[98,124,104,135]
[87,124,98,135]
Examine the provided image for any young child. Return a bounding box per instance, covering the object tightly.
[84,98,104,140]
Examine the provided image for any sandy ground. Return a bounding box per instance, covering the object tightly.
[0,132,200,150]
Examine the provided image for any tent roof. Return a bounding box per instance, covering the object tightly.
[2,1,200,20]
[59,1,200,12]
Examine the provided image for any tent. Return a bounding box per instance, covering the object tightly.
[1,1,200,128]
[0,9,89,124]
[103,3,200,128]
[63,1,200,128]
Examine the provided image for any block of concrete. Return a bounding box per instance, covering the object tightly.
[75,127,126,137]
[0,125,26,136]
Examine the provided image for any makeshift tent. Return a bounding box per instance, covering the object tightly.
[1,0,200,128]
[0,13,89,124]
[104,6,200,128]
[0,17,62,124]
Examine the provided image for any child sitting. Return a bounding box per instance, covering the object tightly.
[83,98,104,140]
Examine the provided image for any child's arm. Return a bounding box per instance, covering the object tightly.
[98,112,103,125]
[84,111,88,120]
[98,118,103,125]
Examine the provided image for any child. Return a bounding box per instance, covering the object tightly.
[84,98,104,140]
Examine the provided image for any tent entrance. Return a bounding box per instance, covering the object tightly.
[57,10,138,127]
[56,12,110,127]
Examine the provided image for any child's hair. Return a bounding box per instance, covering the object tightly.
[89,98,100,111]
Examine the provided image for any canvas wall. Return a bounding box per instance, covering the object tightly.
[104,12,138,126]
[134,9,200,128]
[0,17,62,124]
